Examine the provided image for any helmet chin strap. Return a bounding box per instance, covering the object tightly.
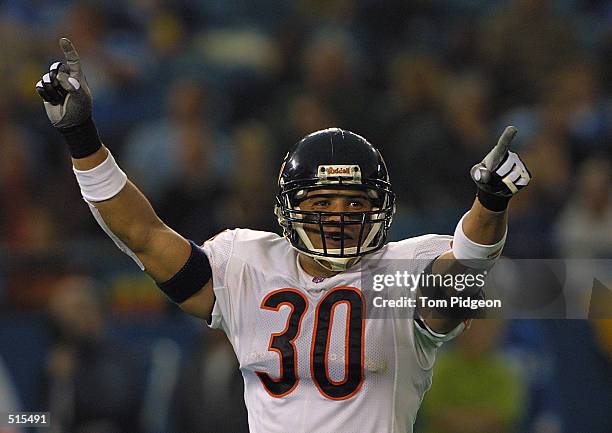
[314,255,360,272]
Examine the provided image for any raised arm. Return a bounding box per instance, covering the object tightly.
[417,126,531,333]
[36,38,214,319]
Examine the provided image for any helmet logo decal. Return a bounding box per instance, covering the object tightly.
[317,165,361,182]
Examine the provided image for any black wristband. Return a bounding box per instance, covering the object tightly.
[58,117,102,159]
[476,190,510,212]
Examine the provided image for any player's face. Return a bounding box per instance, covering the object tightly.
[297,188,374,250]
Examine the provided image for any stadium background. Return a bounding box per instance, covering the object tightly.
[0,0,611,432]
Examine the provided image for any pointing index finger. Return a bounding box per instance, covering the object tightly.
[483,126,518,171]
[59,38,81,75]
[497,126,517,151]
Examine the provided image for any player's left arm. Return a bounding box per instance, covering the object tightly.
[417,126,531,334]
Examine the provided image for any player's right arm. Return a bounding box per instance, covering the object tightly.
[36,38,214,319]
[416,126,531,335]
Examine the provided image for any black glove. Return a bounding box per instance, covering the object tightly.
[36,38,100,158]
[470,126,532,211]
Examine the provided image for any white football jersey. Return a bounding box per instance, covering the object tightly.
[202,229,465,433]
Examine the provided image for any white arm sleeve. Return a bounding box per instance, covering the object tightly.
[412,235,467,350]
[201,229,237,333]
[86,200,145,270]
[414,317,467,348]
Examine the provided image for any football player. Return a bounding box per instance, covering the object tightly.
[36,39,531,433]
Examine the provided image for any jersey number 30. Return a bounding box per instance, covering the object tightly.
[256,287,364,400]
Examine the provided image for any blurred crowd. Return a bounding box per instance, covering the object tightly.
[0,1,611,433]
[1,0,610,255]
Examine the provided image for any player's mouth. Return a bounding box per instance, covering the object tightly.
[323,232,355,248]
[303,226,359,249]
[326,232,352,241]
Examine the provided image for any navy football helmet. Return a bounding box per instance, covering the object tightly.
[275,128,395,271]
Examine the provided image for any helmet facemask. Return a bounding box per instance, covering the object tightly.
[276,181,395,271]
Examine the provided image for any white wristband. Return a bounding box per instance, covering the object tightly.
[452,212,506,270]
[73,151,127,202]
